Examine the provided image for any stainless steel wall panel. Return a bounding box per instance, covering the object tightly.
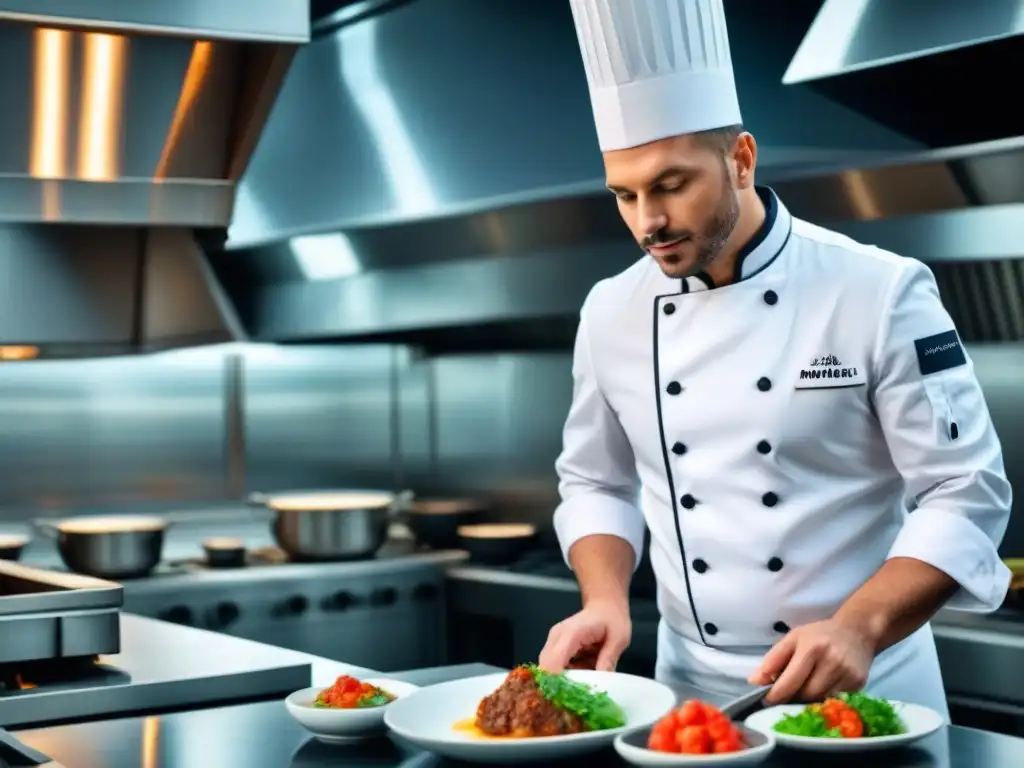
[0,342,1018,558]
[429,353,571,525]
[242,345,395,493]
[0,348,226,517]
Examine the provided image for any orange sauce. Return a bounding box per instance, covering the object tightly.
[452,718,515,740]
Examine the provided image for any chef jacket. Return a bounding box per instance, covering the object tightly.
[554,186,1012,653]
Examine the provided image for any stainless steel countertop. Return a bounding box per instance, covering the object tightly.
[0,614,372,728]
[9,662,1024,767]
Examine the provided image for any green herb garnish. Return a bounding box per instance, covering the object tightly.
[311,687,395,708]
[524,664,626,731]
[836,692,905,736]
[357,690,395,708]
[772,708,842,737]
[772,693,905,738]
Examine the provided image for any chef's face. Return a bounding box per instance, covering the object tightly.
[604,131,752,279]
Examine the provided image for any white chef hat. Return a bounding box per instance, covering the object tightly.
[569,0,742,151]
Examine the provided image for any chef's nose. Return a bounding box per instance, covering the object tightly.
[637,198,668,236]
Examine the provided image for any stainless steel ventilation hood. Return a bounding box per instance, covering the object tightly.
[212,0,1024,351]
[0,1,308,358]
[783,0,1024,147]
[227,0,921,248]
[216,132,1024,351]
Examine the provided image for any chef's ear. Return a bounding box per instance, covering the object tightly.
[730,132,757,190]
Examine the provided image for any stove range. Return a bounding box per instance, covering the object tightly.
[118,544,468,673]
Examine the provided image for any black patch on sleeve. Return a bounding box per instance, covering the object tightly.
[914,330,967,376]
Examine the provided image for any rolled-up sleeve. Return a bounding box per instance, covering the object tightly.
[553,301,645,571]
[873,258,1012,612]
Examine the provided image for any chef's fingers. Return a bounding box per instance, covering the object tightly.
[749,633,796,685]
[538,624,571,673]
[595,627,629,672]
[764,640,823,704]
[536,622,577,671]
[798,659,840,703]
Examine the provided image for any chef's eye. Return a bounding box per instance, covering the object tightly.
[656,179,687,195]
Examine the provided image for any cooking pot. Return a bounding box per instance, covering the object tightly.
[0,534,28,561]
[407,498,485,550]
[203,537,247,568]
[35,515,168,579]
[248,489,414,561]
[456,523,536,565]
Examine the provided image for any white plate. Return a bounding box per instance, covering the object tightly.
[285,678,420,744]
[383,670,677,763]
[744,701,945,752]
[614,723,776,766]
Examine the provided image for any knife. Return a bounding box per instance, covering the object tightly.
[0,727,66,767]
[719,684,774,722]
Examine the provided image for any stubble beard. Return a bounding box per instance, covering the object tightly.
[650,168,741,280]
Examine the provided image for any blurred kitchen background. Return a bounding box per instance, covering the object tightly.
[1,0,1024,734]
[3,0,1024,535]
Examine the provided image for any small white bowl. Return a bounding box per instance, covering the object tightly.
[285,678,420,744]
[614,723,776,766]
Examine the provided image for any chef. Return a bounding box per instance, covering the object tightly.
[537,0,1012,717]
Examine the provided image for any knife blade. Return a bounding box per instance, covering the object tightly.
[719,684,774,721]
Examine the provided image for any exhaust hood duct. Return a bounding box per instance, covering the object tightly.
[227,0,922,247]
[783,0,1024,147]
[0,1,308,358]
[217,133,1024,351]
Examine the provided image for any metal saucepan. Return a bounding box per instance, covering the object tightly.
[406,498,486,550]
[35,515,168,579]
[0,534,29,561]
[248,489,414,561]
[456,522,537,565]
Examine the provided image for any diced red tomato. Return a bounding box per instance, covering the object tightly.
[678,725,712,754]
[647,699,747,755]
[676,699,706,726]
[818,697,865,738]
[314,675,380,709]
[713,731,744,753]
[647,726,678,753]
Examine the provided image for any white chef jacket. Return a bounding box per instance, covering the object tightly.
[553,187,1011,712]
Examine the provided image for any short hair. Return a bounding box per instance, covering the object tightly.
[693,124,744,156]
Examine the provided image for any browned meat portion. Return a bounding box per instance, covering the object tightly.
[475,666,586,737]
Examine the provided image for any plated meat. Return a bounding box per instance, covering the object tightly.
[475,666,586,737]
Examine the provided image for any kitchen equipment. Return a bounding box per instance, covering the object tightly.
[35,515,168,579]
[0,533,28,561]
[0,560,121,665]
[121,549,463,674]
[456,523,537,565]
[407,498,485,550]
[248,490,414,561]
[202,537,246,568]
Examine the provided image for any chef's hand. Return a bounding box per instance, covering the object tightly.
[537,599,631,673]
[748,618,875,704]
